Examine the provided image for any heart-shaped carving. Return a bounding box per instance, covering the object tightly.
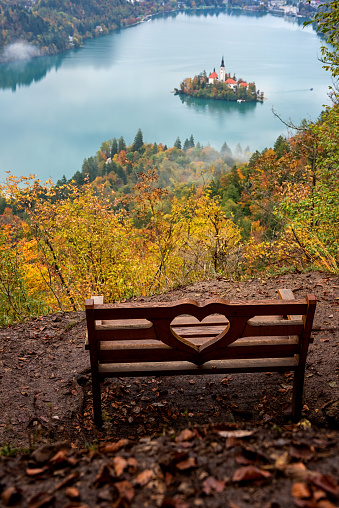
[171,314,229,349]
[150,302,252,365]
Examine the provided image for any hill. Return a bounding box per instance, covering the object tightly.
[0,272,338,506]
[0,0,224,58]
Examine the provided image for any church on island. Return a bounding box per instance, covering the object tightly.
[175,57,264,102]
[208,57,249,92]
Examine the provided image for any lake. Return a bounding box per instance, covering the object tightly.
[0,9,330,183]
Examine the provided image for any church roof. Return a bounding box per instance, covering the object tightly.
[225,78,237,84]
[240,82,248,87]
[221,56,225,67]
[209,71,218,79]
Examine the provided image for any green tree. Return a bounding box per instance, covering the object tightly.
[220,142,232,156]
[111,138,118,158]
[132,128,144,152]
[274,135,289,158]
[118,136,126,153]
[174,137,182,149]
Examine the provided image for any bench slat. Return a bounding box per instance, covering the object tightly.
[98,356,299,376]
[89,299,308,321]
[98,339,299,363]
[92,319,304,342]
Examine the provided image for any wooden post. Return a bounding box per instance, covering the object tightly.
[85,298,103,427]
[292,294,316,421]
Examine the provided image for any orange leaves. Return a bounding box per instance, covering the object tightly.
[232,465,272,483]
[291,473,339,508]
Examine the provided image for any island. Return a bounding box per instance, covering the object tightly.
[174,57,264,102]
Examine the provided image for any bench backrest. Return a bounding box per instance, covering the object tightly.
[85,294,316,366]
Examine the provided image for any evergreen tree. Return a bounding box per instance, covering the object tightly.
[110,138,118,158]
[82,156,98,182]
[118,136,126,153]
[56,175,68,186]
[132,128,144,152]
[274,135,289,158]
[174,137,182,149]
[220,141,232,156]
[72,170,86,186]
[189,134,195,148]
[235,143,243,158]
[183,138,190,151]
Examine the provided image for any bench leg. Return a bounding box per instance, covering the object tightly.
[91,374,103,427]
[292,366,305,422]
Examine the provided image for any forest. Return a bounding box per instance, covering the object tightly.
[0,0,224,57]
[0,99,337,326]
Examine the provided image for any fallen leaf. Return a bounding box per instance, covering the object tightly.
[290,443,314,461]
[1,487,21,506]
[135,469,154,486]
[65,487,79,499]
[309,473,339,497]
[218,430,255,439]
[176,457,196,470]
[114,480,135,502]
[232,465,271,483]
[175,429,195,442]
[26,468,46,476]
[275,451,289,470]
[49,449,76,467]
[100,438,129,453]
[113,456,128,476]
[291,482,311,499]
[202,476,225,494]
[317,500,339,508]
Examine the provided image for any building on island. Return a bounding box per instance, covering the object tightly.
[208,57,249,91]
[208,69,218,84]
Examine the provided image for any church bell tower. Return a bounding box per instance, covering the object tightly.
[220,56,225,82]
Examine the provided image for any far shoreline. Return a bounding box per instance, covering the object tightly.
[0,5,314,65]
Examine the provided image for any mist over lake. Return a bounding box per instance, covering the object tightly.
[0,9,330,183]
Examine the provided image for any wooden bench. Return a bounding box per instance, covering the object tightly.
[85,289,316,426]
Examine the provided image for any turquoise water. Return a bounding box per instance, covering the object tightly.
[0,10,330,182]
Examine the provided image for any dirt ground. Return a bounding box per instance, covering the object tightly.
[0,271,339,507]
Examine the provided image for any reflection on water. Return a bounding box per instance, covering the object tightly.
[178,94,259,114]
[0,54,64,91]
